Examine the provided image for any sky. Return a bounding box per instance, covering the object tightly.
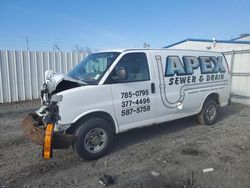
[0,0,250,51]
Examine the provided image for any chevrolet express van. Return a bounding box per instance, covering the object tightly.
[22,49,230,160]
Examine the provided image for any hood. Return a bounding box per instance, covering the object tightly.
[44,70,86,94]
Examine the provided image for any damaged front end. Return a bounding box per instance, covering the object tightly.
[21,70,85,159]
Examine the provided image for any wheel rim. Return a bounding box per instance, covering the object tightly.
[206,104,216,121]
[84,128,107,153]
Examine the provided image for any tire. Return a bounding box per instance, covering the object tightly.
[73,118,114,160]
[197,98,218,125]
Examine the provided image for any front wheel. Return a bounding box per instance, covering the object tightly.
[197,99,218,125]
[73,118,114,160]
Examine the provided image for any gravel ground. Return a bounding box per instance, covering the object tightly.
[0,100,250,188]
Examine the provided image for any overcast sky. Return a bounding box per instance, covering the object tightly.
[0,0,250,51]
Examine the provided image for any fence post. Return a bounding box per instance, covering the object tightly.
[230,50,235,95]
[0,51,3,103]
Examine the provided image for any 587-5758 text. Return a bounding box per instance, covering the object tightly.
[121,105,150,116]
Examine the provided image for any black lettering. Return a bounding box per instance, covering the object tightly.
[207,75,210,81]
[221,74,224,80]
[192,76,196,83]
[215,74,218,80]
[175,77,179,85]
[169,78,174,85]
[180,77,186,84]
[199,75,204,82]
[211,75,214,81]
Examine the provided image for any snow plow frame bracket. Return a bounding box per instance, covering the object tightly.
[21,113,74,159]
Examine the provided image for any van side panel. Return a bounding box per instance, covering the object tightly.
[150,50,230,124]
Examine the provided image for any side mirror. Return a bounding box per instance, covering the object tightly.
[112,67,127,81]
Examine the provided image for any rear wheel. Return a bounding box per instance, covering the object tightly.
[197,98,218,125]
[73,118,114,160]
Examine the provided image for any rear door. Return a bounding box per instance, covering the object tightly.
[105,51,157,131]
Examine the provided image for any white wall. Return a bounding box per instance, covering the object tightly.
[168,41,250,52]
[0,50,85,103]
[234,36,250,41]
[224,50,250,98]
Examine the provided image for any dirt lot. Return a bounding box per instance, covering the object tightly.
[0,101,250,188]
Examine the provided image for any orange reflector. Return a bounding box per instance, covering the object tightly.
[43,123,54,159]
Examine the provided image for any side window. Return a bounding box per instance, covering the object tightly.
[108,53,150,83]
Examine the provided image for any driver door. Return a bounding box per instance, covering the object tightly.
[105,52,157,132]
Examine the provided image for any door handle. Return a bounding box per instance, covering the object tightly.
[151,83,155,94]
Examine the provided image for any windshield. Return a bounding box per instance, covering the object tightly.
[68,52,120,84]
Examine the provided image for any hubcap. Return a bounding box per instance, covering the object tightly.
[84,128,107,153]
[206,105,216,121]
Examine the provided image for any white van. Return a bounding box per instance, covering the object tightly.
[22,49,230,160]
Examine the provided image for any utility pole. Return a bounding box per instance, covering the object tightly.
[26,36,29,51]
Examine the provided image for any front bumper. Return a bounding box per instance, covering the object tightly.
[21,113,74,158]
